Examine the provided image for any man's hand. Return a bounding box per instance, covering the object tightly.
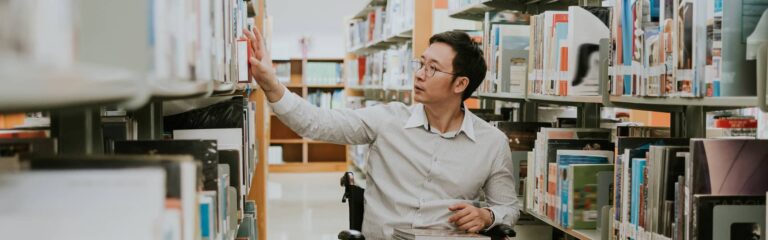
[241,27,285,102]
[448,203,493,233]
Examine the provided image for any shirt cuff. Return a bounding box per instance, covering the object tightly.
[483,207,502,231]
[268,85,301,115]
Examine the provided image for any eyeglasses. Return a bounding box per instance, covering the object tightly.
[411,60,456,78]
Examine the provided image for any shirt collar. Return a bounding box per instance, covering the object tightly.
[404,103,477,142]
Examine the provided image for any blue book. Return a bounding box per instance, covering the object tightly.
[630,158,646,232]
[556,150,613,228]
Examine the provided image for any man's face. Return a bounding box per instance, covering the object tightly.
[413,42,467,104]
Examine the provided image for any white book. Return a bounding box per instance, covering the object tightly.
[0,169,166,240]
[393,228,489,240]
[567,6,609,96]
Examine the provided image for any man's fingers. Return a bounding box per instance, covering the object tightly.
[449,208,472,222]
[455,211,477,226]
[458,220,480,231]
[449,203,469,211]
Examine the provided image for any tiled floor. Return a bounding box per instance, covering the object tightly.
[267,173,348,240]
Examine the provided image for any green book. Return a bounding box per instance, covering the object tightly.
[567,164,614,229]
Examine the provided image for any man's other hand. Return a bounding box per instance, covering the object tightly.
[448,203,493,233]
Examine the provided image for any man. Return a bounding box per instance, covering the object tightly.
[244,27,520,239]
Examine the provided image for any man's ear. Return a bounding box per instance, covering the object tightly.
[453,76,469,95]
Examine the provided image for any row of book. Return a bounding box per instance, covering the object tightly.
[273,61,292,83]
[0,97,260,240]
[304,62,343,86]
[347,43,414,89]
[447,0,486,11]
[3,0,254,88]
[527,6,611,97]
[346,0,415,51]
[307,89,346,110]
[612,138,768,240]
[502,122,768,239]
[1,139,258,240]
[479,24,530,95]
[608,0,767,97]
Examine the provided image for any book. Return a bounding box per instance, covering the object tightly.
[199,191,217,240]
[173,128,247,206]
[0,169,166,240]
[616,126,671,138]
[532,128,611,216]
[493,122,552,151]
[687,139,768,240]
[567,164,614,229]
[393,228,489,240]
[24,154,199,240]
[113,140,219,191]
[556,150,613,227]
[692,195,766,240]
[567,6,611,96]
[631,158,648,233]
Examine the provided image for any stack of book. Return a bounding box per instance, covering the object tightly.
[608,0,765,97]
[304,62,343,86]
[76,0,254,86]
[393,228,489,240]
[447,0,487,10]
[479,24,529,95]
[0,97,260,240]
[307,89,346,110]
[611,138,768,240]
[355,42,414,89]
[527,6,611,97]
[346,0,415,51]
[273,61,292,83]
[528,128,614,225]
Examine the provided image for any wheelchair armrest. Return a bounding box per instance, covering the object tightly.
[338,229,365,240]
[481,224,516,239]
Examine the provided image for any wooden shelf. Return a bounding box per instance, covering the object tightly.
[270,139,304,144]
[269,162,348,173]
[527,212,600,240]
[306,84,345,89]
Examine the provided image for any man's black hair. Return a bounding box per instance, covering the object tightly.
[429,31,487,101]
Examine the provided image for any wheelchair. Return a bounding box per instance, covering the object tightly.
[337,172,517,240]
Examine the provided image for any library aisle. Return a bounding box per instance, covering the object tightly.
[267,173,347,240]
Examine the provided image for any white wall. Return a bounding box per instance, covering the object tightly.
[267,0,367,60]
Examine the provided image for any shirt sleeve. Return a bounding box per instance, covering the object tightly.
[268,85,393,145]
[482,138,522,230]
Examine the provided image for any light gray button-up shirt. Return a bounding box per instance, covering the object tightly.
[269,88,521,239]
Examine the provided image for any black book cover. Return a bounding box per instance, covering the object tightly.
[113,140,219,191]
[24,154,197,199]
[691,195,765,240]
[164,97,245,131]
[495,122,552,151]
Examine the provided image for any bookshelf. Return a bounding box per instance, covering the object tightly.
[1,0,272,239]
[268,58,351,173]
[453,0,768,239]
